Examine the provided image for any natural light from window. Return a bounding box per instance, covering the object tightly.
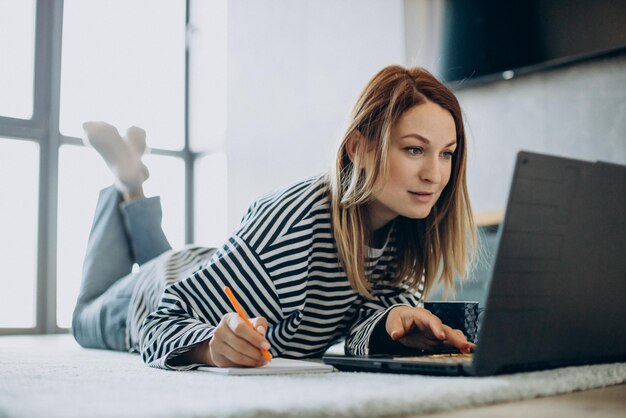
[56,146,185,328]
[1,0,229,331]
[59,0,185,150]
[55,0,187,328]
[195,152,229,248]
[0,139,39,328]
[0,0,35,119]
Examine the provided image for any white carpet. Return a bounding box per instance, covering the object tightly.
[1,335,625,418]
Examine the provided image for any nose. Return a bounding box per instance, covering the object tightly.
[419,156,442,184]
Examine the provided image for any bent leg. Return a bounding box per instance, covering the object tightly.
[120,196,172,265]
[72,186,172,350]
[76,186,134,307]
[72,271,135,350]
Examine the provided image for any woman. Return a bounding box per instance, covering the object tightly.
[72,65,476,370]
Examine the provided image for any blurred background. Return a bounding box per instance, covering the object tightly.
[1,0,624,334]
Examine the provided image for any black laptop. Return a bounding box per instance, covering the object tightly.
[323,151,626,376]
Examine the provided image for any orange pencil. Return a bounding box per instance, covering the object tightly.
[223,286,272,362]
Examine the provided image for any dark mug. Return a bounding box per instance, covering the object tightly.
[424,301,479,343]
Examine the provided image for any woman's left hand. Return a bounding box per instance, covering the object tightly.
[385,305,476,354]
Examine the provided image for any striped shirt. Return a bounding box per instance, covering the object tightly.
[129,175,424,370]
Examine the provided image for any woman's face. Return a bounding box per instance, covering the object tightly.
[366,101,457,231]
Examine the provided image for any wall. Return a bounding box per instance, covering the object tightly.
[225,2,626,230]
[226,0,405,230]
[456,53,626,214]
[430,53,626,300]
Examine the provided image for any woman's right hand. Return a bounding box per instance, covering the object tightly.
[187,313,272,368]
[385,306,475,354]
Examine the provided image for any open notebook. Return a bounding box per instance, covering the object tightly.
[198,358,335,376]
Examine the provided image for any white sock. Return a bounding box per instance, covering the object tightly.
[125,126,147,155]
[82,121,149,193]
[124,125,150,184]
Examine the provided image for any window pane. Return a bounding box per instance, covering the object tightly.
[142,154,186,249]
[0,138,38,327]
[59,0,185,150]
[0,0,35,119]
[189,0,227,152]
[57,145,112,328]
[195,153,228,247]
[56,146,185,328]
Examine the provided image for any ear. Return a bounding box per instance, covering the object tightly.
[345,131,366,163]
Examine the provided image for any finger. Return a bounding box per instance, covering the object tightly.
[386,311,407,340]
[389,307,439,340]
[449,328,465,341]
[450,330,476,353]
[441,325,474,353]
[214,316,269,364]
[250,317,269,336]
[222,339,267,367]
[212,343,263,368]
[209,340,242,368]
[213,331,267,367]
[423,315,447,341]
[397,308,445,340]
[227,336,267,362]
[209,351,234,368]
[220,325,269,364]
[225,314,271,352]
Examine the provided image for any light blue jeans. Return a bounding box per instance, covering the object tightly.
[71,186,171,351]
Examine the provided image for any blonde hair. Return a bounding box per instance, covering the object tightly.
[329,65,476,299]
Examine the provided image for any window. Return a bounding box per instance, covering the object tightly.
[0,139,39,328]
[0,0,35,119]
[55,0,187,328]
[59,0,185,150]
[0,0,227,334]
[0,0,38,331]
[55,145,109,328]
[189,0,229,248]
[195,153,228,248]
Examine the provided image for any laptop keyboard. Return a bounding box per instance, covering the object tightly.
[394,353,473,364]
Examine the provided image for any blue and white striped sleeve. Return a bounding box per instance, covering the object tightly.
[344,282,423,356]
[139,235,282,370]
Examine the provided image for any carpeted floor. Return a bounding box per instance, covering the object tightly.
[1,335,625,418]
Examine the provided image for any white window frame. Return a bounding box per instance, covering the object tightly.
[0,0,210,335]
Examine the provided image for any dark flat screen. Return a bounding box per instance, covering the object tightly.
[439,0,626,86]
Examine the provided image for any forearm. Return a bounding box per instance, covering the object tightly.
[140,311,217,370]
[345,305,403,355]
[167,339,214,367]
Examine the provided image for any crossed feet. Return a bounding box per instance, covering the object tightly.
[82,121,149,196]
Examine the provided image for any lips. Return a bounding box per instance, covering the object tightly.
[409,191,434,202]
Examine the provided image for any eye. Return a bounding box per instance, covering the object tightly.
[405,147,423,156]
[441,150,455,160]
